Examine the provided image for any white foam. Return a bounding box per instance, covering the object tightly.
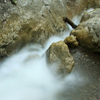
[86,8,94,12]
[0,16,88,100]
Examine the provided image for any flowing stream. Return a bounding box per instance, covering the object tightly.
[0,30,83,100]
[0,9,95,100]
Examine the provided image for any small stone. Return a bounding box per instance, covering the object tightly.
[64,35,79,48]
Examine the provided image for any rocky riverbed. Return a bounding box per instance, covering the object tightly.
[0,0,100,100]
[58,46,100,100]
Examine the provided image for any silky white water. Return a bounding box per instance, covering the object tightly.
[0,35,86,100]
[0,15,90,100]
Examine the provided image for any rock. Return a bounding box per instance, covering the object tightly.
[0,0,67,56]
[0,0,100,56]
[71,8,100,52]
[64,35,79,48]
[46,41,74,75]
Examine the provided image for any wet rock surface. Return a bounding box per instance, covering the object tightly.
[46,41,74,75]
[71,8,100,52]
[56,46,100,100]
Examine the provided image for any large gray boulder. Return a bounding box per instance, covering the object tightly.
[0,0,100,56]
[71,8,100,52]
[46,41,74,75]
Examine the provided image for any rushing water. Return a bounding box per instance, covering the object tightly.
[0,35,86,100]
[0,31,83,100]
[0,9,95,100]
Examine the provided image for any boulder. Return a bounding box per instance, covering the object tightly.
[46,41,74,75]
[64,35,79,48]
[71,8,100,52]
[0,0,100,56]
[0,0,67,56]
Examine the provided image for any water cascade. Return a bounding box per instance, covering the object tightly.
[0,9,96,100]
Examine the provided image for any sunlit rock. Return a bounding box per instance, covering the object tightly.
[46,41,74,75]
[64,35,79,48]
[71,8,100,52]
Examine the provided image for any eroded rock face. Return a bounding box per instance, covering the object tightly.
[71,8,100,52]
[0,0,100,56]
[46,41,74,75]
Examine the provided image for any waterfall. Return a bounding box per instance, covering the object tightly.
[0,16,88,100]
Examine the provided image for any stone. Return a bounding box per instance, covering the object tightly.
[71,8,100,52]
[0,0,67,56]
[64,35,79,48]
[46,41,74,75]
[0,0,100,56]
